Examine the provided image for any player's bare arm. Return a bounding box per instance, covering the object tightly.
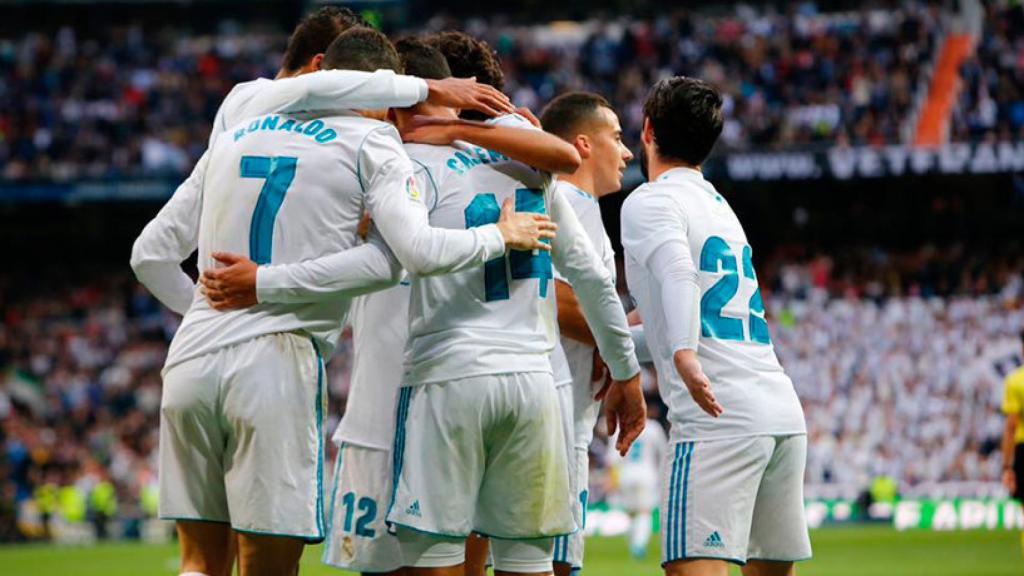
[604,372,646,456]
[403,115,581,174]
[673,349,723,418]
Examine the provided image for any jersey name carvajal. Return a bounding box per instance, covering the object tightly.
[165,111,413,370]
[622,167,805,441]
[402,119,555,384]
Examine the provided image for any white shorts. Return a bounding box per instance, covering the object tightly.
[159,332,326,541]
[397,527,554,572]
[661,435,812,566]
[552,445,588,570]
[387,372,573,540]
[322,442,402,572]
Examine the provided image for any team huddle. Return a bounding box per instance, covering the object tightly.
[131,7,810,576]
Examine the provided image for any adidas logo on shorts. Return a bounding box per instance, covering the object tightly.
[703,531,724,549]
[407,500,422,518]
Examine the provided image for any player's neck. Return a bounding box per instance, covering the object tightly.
[558,167,597,198]
[648,158,700,182]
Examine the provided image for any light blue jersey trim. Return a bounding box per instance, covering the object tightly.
[321,442,346,564]
[410,157,441,212]
[160,515,230,525]
[234,525,325,543]
[385,387,414,528]
[311,339,326,542]
[665,442,695,564]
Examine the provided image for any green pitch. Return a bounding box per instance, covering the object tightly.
[0,527,1020,575]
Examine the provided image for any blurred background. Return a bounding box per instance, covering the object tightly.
[1,0,1023,565]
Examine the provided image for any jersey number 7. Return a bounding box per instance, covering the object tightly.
[464,188,553,301]
[240,155,298,265]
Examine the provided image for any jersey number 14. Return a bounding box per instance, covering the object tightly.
[464,188,552,301]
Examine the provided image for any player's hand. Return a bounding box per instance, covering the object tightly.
[592,351,612,400]
[516,107,542,128]
[200,252,259,311]
[1003,468,1017,495]
[496,198,557,252]
[604,373,646,456]
[673,350,723,418]
[425,77,514,118]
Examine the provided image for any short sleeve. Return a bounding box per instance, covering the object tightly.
[620,188,688,266]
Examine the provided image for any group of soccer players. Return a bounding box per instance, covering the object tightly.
[131,6,811,576]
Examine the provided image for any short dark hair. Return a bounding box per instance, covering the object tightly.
[540,92,614,142]
[643,77,724,166]
[395,37,451,80]
[427,30,504,89]
[322,27,402,74]
[282,7,366,72]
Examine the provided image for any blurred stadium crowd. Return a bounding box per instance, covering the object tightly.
[2,0,1023,543]
[1,249,1021,539]
[3,2,1023,181]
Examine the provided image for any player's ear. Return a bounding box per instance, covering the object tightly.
[311,53,325,71]
[641,117,654,146]
[575,134,592,160]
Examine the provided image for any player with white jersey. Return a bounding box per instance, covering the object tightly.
[620,77,811,576]
[607,412,668,559]
[536,92,636,576]
[384,62,646,576]
[132,27,551,576]
[321,279,411,575]
[193,39,565,576]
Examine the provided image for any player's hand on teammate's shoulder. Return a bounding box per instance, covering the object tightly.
[604,371,646,455]
[424,77,514,118]
[515,107,542,128]
[673,349,724,418]
[496,197,557,252]
[200,252,259,311]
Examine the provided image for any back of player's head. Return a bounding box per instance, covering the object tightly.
[395,37,452,80]
[322,27,402,74]
[643,76,723,166]
[540,92,614,142]
[282,6,366,72]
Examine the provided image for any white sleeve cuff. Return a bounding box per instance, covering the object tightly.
[478,224,507,261]
[415,78,430,103]
[255,266,282,304]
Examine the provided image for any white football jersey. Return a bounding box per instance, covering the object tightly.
[333,280,411,450]
[165,112,408,369]
[402,114,639,385]
[132,69,431,316]
[550,180,617,429]
[621,167,805,441]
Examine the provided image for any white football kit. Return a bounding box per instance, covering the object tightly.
[321,282,410,571]
[620,167,811,565]
[134,72,509,540]
[383,115,640,571]
[549,180,617,570]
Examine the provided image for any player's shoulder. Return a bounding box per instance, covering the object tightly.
[486,112,538,131]
[621,180,682,220]
[556,180,597,207]
[1008,366,1024,388]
